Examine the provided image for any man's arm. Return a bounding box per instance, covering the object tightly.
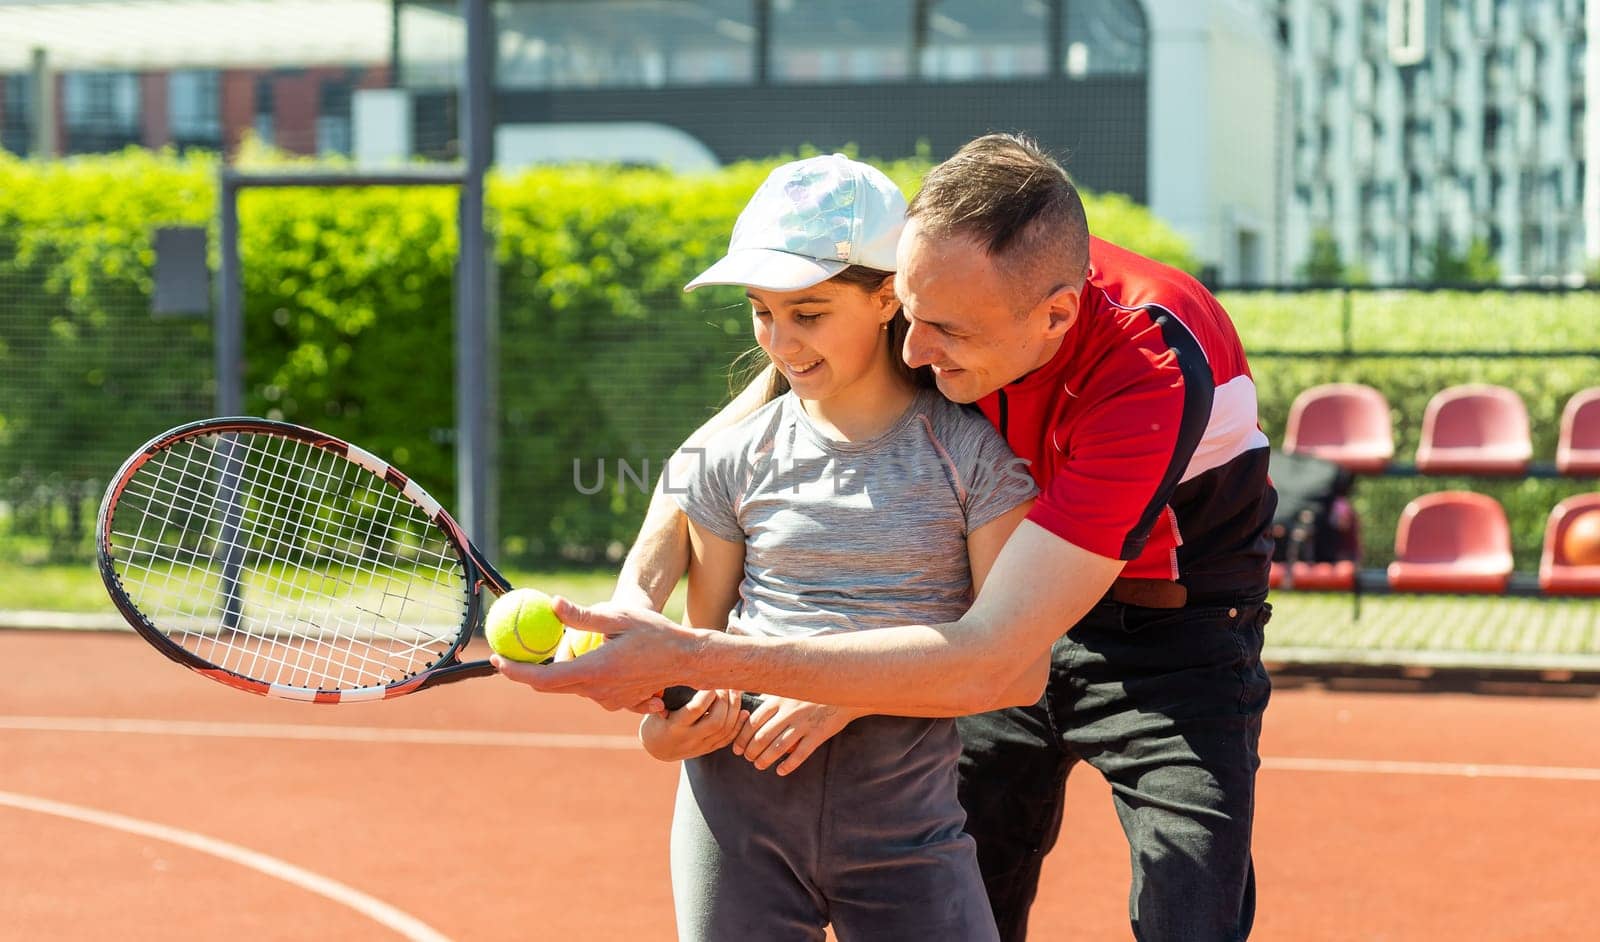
[503,521,1125,715]
[608,366,774,612]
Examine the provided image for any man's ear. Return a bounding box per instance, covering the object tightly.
[1042,285,1080,339]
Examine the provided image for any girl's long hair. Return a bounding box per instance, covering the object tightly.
[729,265,935,405]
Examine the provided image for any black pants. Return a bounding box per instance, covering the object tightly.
[956,599,1272,941]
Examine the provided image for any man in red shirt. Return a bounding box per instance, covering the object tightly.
[502,134,1276,941]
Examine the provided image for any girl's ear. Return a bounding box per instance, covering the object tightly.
[873,277,900,322]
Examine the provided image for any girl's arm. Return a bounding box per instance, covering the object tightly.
[681,517,744,632]
[962,499,1048,711]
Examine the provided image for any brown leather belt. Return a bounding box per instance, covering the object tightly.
[1106,578,1188,609]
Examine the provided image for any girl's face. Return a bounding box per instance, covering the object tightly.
[747,278,899,404]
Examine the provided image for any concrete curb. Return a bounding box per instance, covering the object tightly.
[1265,645,1600,675]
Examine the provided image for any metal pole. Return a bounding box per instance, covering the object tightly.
[390,0,403,88]
[456,0,496,552]
[30,47,55,159]
[1340,287,1353,355]
[215,174,247,630]
[217,174,243,416]
[753,0,770,85]
[215,433,248,632]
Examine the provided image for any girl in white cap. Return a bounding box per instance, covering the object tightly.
[640,154,1041,941]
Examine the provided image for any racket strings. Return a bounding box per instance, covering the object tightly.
[120,435,459,689]
[106,431,471,690]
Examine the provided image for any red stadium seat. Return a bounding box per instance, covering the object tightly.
[1415,384,1532,475]
[1270,559,1357,591]
[1387,491,1513,593]
[1540,494,1600,595]
[1282,383,1394,473]
[1556,387,1600,476]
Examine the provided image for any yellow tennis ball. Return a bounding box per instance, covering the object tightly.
[567,629,606,657]
[485,589,564,663]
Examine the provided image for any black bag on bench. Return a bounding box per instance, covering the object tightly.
[1268,450,1357,565]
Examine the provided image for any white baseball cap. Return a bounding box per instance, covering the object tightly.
[684,154,907,293]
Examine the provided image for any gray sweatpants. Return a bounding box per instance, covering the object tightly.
[669,714,999,942]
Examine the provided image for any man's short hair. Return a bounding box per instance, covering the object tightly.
[907,133,1091,305]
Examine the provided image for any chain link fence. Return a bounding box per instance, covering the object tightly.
[0,256,212,565]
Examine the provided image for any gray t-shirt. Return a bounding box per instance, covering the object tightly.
[669,388,1037,639]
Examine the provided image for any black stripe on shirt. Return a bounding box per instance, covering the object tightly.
[1119,304,1216,560]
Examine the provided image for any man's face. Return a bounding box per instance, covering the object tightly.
[894,220,1078,404]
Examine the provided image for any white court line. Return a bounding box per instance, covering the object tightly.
[0,789,453,942]
[1263,756,1600,782]
[3,715,1599,782]
[0,715,640,750]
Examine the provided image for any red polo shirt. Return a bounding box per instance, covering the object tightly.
[975,237,1276,602]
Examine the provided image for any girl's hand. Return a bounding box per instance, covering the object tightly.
[733,697,862,776]
[638,688,748,762]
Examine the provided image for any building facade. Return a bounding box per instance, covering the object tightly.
[2,0,1289,283]
[395,0,1284,283]
[0,0,396,158]
[0,65,389,158]
[1272,0,1598,282]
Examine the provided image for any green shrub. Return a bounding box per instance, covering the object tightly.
[0,150,215,561]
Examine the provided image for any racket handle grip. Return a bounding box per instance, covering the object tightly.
[660,685,764,714]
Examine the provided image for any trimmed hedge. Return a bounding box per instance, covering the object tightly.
[0,148,1593,571]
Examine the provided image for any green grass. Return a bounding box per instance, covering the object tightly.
[0,562,120,613]
[0,561,686,622]
[7,560,1596,663]
[1265,592,1600,658]
[1217,289,1600,354]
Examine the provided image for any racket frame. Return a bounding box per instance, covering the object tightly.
[97,416,511,703]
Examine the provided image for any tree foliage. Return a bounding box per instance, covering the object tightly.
[1297,228,1350,285]
[1421,236,1500,286]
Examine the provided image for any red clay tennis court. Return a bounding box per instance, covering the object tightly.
[3,628,1597,940]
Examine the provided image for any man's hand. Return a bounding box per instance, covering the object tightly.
[492,597,702,712]
[732,697,861,776]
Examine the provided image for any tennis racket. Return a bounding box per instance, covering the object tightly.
[97,416,706,708]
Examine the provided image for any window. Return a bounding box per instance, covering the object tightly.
[919,0,1049,81]
[397,1,463,89]
[1236,229,1262,284]
[62,72,140,153]
[1063,0,1148,78]
[770,0,913,83]
[496,0,756,88]
[253,76,275,146]
[168,71,221,149]
[318,76,354,157]
[1,74,31,154]
[1482,107,1500,152]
